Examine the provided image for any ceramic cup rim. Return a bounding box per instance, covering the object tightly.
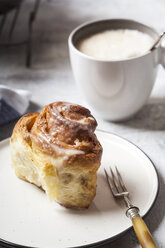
[68,18,160,63]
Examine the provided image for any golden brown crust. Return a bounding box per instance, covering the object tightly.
[12,102,102,169]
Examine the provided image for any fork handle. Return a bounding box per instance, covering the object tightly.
[126,207,157,248]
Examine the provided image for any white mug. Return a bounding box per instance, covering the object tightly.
[68,19,165,121]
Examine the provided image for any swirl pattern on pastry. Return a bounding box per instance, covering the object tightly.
[27,102,101,161]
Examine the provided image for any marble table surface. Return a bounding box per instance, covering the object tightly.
[1,0,165,247]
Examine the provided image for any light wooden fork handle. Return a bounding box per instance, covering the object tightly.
[126,207,157,248]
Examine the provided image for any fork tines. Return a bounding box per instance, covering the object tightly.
[104,167,129,197]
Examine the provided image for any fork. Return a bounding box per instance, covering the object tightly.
[104,167,157,248]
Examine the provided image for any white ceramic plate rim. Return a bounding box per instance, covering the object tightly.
[0,130,159,248]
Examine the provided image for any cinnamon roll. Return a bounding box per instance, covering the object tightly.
[10,102,102,208]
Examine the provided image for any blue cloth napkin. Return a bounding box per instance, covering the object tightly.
[0,85,31,125]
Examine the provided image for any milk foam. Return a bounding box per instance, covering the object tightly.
[77,29,154,60]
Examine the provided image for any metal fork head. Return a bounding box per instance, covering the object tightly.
[104,166,133,208]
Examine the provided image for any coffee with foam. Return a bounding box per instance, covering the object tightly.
[77,29,154,60]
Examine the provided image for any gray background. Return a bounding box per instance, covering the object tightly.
[0,0,165,247]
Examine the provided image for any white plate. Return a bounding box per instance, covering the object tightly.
[0,130,158,248]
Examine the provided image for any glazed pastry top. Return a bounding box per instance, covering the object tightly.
[12,102,102,164]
